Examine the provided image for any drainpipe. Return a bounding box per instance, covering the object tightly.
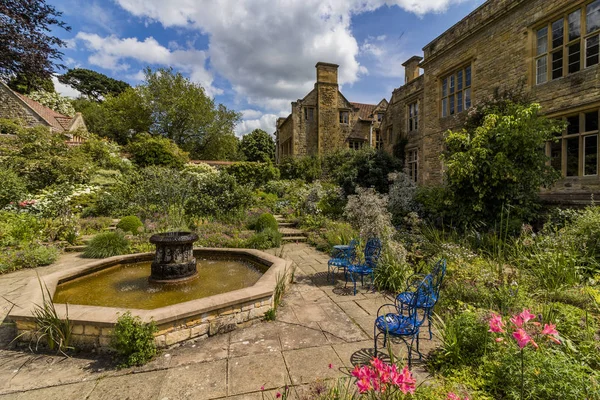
[369,121,373,148]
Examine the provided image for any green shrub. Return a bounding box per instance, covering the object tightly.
[225,162,280,188]
[127,133,189,169]
[3,124,95,191]
[430,311,492,372]
[247,228,282,250]
[482,347,599,400]
[0,212,42,246]
[443,100,563,226]
[83,231,130,258]
[194,222,249,248]
[254,213,278,232]
[116,216,143,235]
[111,312,157,367]
[79,217,113,235]
[279,155,322,183]
[373,241,410,293]
[8,243,59,271]
[0,168,27,208]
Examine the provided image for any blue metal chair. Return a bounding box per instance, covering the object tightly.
[395,259,446,339]
[374,276,433,367]
[327,239,358,283]
[346,238,382,295]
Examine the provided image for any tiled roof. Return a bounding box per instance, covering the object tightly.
[350,102,378,120]
[14,92,73,132]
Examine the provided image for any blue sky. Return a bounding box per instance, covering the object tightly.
[50,0,485,135]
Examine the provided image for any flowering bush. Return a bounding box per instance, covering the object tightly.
[345,187,394,242]
[387,172,418,225]
[350,358,416,398]
[28,90,76,117]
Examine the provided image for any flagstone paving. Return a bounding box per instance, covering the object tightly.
[0,243,440,399]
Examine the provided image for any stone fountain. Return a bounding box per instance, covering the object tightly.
[149,232,199,283]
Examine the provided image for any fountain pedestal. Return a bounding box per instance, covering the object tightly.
[149,232,199,283]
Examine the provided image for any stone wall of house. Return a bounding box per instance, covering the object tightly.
[406,0,600,199]
[0,84,46,128]
[382,75,424,171]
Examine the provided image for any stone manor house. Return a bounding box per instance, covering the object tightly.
[275,0,600,204]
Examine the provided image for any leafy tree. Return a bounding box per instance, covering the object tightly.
[443,100,563,225]
[72,89,152,144]
[126,133,189,169]
[240,129,275,162]
[28,90,75,116]
[0,0,70,81]
[58,68,130,101]
[7,73,54,94]
[139,68,241,158]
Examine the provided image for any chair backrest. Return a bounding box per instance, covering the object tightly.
[345,239,359,261]
[364,238,382,268]
[431,258,447,296]
[407,275,433,329]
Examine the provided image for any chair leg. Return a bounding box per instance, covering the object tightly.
[428,311,433,340]
[406,336,414,369]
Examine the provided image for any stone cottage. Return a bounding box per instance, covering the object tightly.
[275,62,388,161]
[0,82,86,144]
[383,0,600,204]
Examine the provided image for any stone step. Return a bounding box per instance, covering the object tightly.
[64,245,86,252]
[282,236,308,242]
[277,222,296,228]
[279,228,304,237]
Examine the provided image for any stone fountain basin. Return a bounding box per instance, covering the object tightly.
[8,248,292,350]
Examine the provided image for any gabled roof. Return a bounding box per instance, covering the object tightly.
[350,102,377,120]
[13,91,75,132]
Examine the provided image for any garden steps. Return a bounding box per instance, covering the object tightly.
[279,227,304,237]
[64,245,87,252]
[282,236,308,242]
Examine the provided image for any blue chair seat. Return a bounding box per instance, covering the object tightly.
[328,258,352,268]
[396,291,437,309]
[375,313,419,336]
[347,264,372,274]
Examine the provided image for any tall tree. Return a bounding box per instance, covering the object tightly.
[58,68,130,101]
[139,67,241,158]
[0,0,70,82]
[72,89,152,144]
[240,129,275,162]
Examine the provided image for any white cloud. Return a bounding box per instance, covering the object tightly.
[235,114,279,137]
[74,33,223,96]
[52,76,81,98]
[359,35,410,79]
[240,109,264,120]
[112,0,469,112]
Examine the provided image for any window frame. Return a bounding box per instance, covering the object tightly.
[534,0,600,85]
[408,101,419,131]
[440,64,472,118]
[547,108,600,177]
[348,139,364,150]
[339,110,350,124]
[304,107,315,122]
[406,148,419,183]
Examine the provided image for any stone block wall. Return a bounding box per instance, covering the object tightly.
[0,84,46,128]
[400,0,600,196]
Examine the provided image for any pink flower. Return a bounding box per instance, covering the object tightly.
[488,313,505,333]
[513,328,532,349]
[542,323,558,336]
[356,377,372,393]
[276,393,281,398]
[328,363,333,369]
[260,385,265,391]
[510,314,524,328]
[495,337,504,342]
[519,309,536,324]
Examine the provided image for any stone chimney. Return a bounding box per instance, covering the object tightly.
[402,56,423,84]
[316,62,339,85]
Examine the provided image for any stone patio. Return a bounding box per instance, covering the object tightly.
[0,243,440,399]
